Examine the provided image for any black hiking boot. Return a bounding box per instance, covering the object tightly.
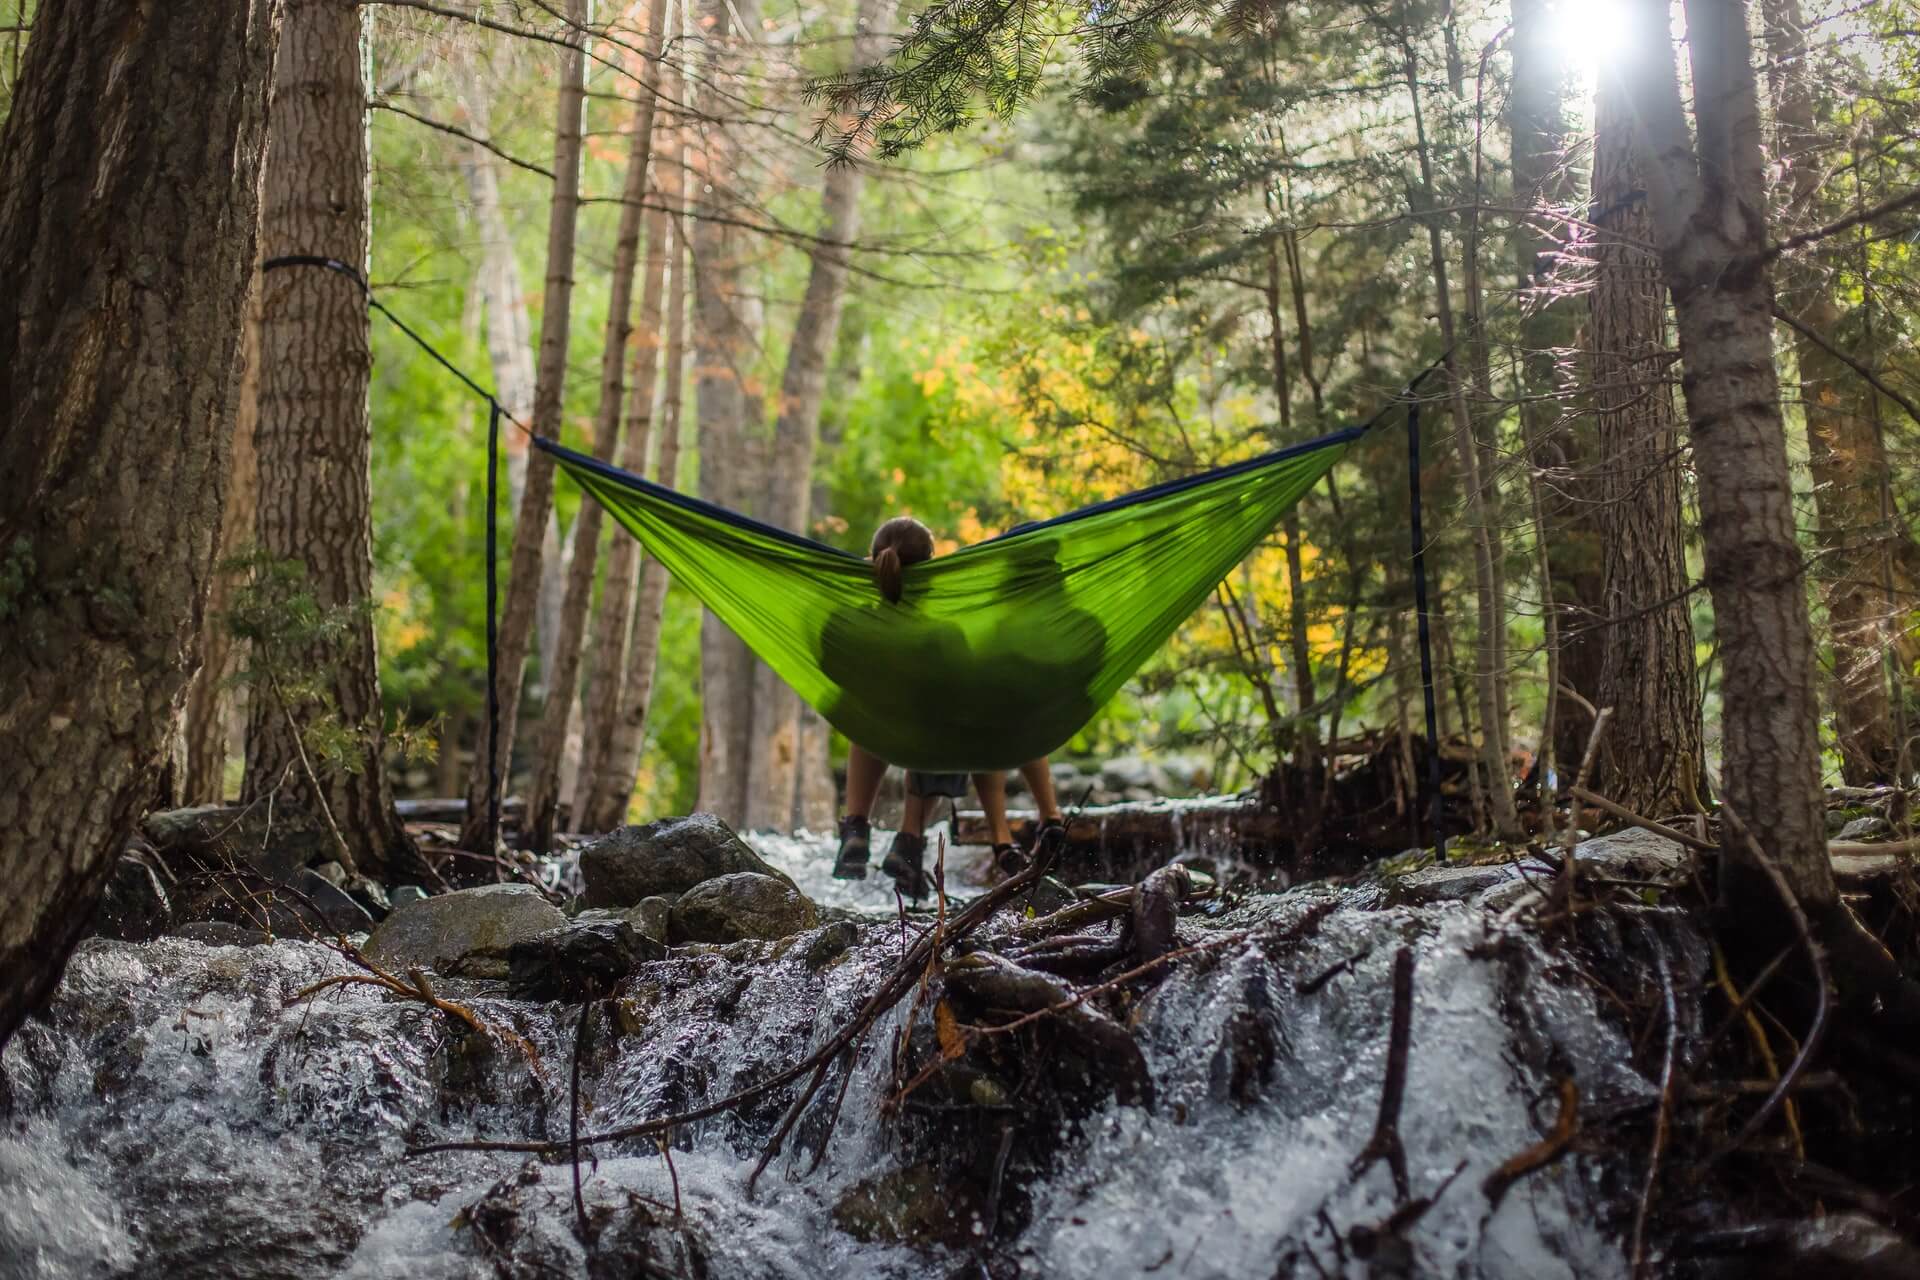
[881,831,933,900]
[1034,815,1068,855]
[991,842,1030,878]
[833,815,872,880]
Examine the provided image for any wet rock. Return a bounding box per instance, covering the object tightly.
[390,884,428,908]
[312,861,348,888]
[142,803,331,882]
[833,1162,988,1248]
[1679,1213,1920,1280]
[507,920,660,1001]
[1838,814,1891,842]
[346,877,391,921]
[804,919,861,970]
[944,952,1154,1108]
[669,873,818,944]
[1015,875,1078,917]
[364,883,567,978]
[90,857,172,942]
[630,895,674,945]
[579,813,797,907]
[293,869,376,934]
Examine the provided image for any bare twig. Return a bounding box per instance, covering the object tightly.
[1351,946,1416,1202]
[1771,303,1920,429]
[1481,1077,1579,1209]
[1567,785,1715,852]
[1556,708,1614,933]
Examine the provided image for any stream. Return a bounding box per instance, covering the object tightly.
[2,827,1701,1278]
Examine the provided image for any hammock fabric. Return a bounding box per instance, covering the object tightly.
[538,427,1362,773]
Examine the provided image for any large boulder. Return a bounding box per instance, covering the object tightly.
[363,884,567,978]
[668,873,817,944]
[507,920,661,1001]
[579,813,796,908]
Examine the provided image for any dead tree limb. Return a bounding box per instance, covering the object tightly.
[1352,945,1416,1202]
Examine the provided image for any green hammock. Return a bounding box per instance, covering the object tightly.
[541,427,1361,773]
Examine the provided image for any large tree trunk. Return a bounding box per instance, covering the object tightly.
[1588,61,1705,817]
[1631,0,1920,1030]
[182,283,262,805]
[523,0,671,850]
[0,0,280,1049]
[740,0,882,831]
[456,0,589,854]
[1761,0,1912,785]
[243,0,411,876]
[692,0,761,826]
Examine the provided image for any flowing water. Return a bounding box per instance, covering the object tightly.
[1,829,1694,1278]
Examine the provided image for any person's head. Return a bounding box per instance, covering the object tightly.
[870,516,934,603]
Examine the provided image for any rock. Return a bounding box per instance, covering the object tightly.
[832,1163,987,1248]
[579,813,797,908]
[1680,1213,1920,1280]
[507,920,660,1001]
[173,921,274,948]
[803,920,861,970]
[668,873,817,944]
[390,885,429,908]
[1837,814,1891,841]
[312,861,348,888]
[293,869,376,934]
[364,884,568,978]
[630,895,674,945]
[1013,875,1077,918]
[90,857,172,942]
[346,877,391,922]
[142,803,332,883]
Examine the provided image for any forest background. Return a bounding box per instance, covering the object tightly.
[2,0,1915,849]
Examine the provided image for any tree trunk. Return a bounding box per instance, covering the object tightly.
[523,0,671,851]
[740,0,882,831]
[456,0,589,854]
[1630,0,1826,900]
[0,0,280,1049]
[182,282,262,805]
[1399,30,1522,839]
[574,62,679,828]
[458,108,567,692]
[692,0,761,826]
[1761,0,1912,785]
[243,0,411,876]
[579,120,692,832]
[1588,57,1704,817]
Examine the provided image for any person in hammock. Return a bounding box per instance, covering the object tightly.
[827,515,1067,897]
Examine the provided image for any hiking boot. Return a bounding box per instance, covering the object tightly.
[1034,816,1068,854]
[991,842,1030,878]
[881,831,932,900]
[833,815,871,880]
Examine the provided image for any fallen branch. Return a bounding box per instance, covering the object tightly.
[1567,786,1714,853]
[1351,946,1416,1202]
[1481,1077,1579,1210]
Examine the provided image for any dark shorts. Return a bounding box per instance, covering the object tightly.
[907,771,970,799]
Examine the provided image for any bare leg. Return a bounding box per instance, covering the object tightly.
[844,743,889,819]
[971,771,1015,846]
[899,791,928,838]
[1020,758,1063,821]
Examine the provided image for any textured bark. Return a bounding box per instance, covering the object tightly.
[1761,0,1912,784]
[1588,67,1705,817]
[243,0,411,876]
[0,0,280,1048]
[579,125,691,832]
[1400,33,1521,838]
[183,283,262,805]
[692,0,761,826]
[1628,0,1834,910]
[459,112,567,691]
[524,0,671,850]
[741,0,882,831]
[456,0,589,853]
[574,59,678,829]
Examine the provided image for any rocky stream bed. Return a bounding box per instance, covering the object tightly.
[4,813,1915,1279]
